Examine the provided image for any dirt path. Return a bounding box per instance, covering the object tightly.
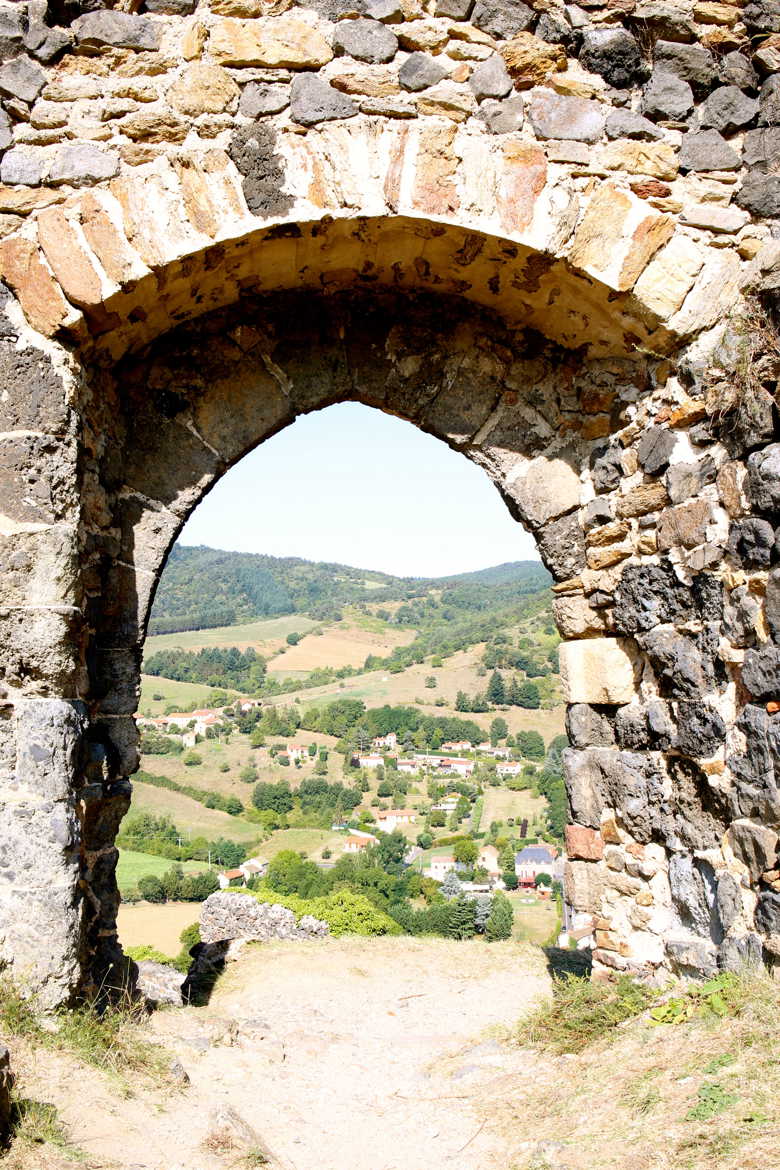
[14,936,554,1170]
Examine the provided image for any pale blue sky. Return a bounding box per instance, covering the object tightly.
[181,402,538,577]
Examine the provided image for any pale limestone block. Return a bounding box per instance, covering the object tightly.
[559,637,638,704]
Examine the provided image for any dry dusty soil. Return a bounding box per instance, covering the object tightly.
[12,937,555,1170]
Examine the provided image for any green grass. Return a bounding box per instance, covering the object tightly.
[132,780,263,843]
[144,615,316,655]
[116,849,212,890]
[519,974,658,1054]
[138,674,244,717]
[258,828,344,860]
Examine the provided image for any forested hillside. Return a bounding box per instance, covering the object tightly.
[149,545,551,635]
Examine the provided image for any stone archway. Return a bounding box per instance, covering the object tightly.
[0,0,778,1005]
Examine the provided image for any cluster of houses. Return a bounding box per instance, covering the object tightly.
[353,734,527,779]
[217,856,268,888]
[139,707,225,746]
[423,842,563,891]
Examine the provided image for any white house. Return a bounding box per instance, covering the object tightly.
[217,867,246,889]
[397,759,421,775]
[286,744,308,764]
[443,758,474,778]
[497,761,523,777]
[432,796,459,812]
[375,809,417,832]
[441,740,471,753]
[425,855,467,881]
[239,857,267,882]
[515,845,556,887]
[477,844,501,876]
[343,832,379,853]
[355,753,384,769]
[373,732,398,750]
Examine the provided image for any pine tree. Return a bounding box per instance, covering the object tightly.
[449,895,477,940]
[507,676,521,706]
[517,681,540,709]
[499,842,515,872]
[441,870,462,900]
[487,670,505,705]
[486,892,513,941]
[455,690,471,712]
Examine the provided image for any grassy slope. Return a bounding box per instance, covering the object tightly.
[145,614,317,654]
[131,781,263,843]
[116,850,211,889]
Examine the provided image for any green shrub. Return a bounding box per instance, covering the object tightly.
[125,945,176,967]
[236,885,401,937]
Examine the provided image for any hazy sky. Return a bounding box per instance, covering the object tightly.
[180,402,539,577]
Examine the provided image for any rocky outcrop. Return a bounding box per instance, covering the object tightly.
[199,892,330,945]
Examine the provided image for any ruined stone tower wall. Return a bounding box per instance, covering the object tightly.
[0,0,778,1003]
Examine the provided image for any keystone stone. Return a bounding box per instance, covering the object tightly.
[0,55,47,103]
[477,93,524,133]
[580,27,644,89]
[641,68,694,120]
[680,128,741,171]
[528,90,606,142]
[469,54,513,101]
[48,145,120,187]
[472,0,535,39]
[73,11,161,53]
[333,19,399,64]
[700,85,759,132]
[290,75,358,125]
[399,52,448,91]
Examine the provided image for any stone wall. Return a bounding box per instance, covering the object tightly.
[0,0,777,1001]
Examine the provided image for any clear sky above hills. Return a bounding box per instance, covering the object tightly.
[181,402,539,577]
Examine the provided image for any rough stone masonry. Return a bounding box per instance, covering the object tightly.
[0,0,778,1004]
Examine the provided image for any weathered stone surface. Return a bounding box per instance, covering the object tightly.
[200,891,329,944]
[399,51,447,90]
[729,819,778,880]
[743,644,780,699]
[0,150,43,188]
[135,959,186,1007]
[333,19,399,63]
[168,65,240,117]
[477,92,524,132]
[49,144,119,187]
[580,27,643,89]
[499,33,566,89]
[606,109,664,140]
[472,0,534,39]
[680,128,741,171]
[700,85,759,132]
[528,90,606,142]
[559,638,638,704]
[563,746,665,841]
[736,171,780,216]
[654,40,718,94]
[755,889,780,935]
[536,512,586,579]
[728,517,775,566]
[657,498,713,550]
[566,703,616,748]
[564,858,604,913]
[637,425,676,475]
[0,236,69,336]
[469,53,512,100]
[675,701,726,757]
[228,122,294,215]
[73,12,160,53]
[0,56,47,104]
[238,82,290,117]
[743,126,780,171]
[666,934,718,977]
[747,443,780,511]
[565,823,604,861]
[120,111,188,143]
[599,139,679,180]
[640,627,715,699]
[211,14,334,68]
[641,68,694,120]
[290,74,358,124]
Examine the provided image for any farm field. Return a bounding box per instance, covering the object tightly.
[131,780,263,844]
[145,614,317,655]
[116,849,212,891]
[258,827,346,862]
[118,900,200,957]
[482,785,548,829]
[268,619,417,675]
[138,674,246,718]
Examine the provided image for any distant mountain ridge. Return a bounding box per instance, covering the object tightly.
[149,545,550,636]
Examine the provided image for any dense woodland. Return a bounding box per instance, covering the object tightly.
[149,546,551,634]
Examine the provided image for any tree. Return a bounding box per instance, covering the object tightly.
[448,894,477,940]
[250,728,266,749]
[455,690,471,712]
[503,871,518,890]
[377,779,393,797]
[138,875,165,903]
[286,632,301,645]
[240,764,258,783]
[486,892,513,941]
[252,780,293,814]
[424,676,437,689]
[453,838,478,865]
[490,716,508,746]
[224,795,243,816]
[507,676,521,706]
[517,681,541,709]
[430,810,446,828]
[377,830,408,874]
[498,842,515,872]
[535,871,552,888]
[161,864,183,901]
[487,670,505,705]
[183,751,202,767]
[440,871,462,900]
[517,730,545,759]
[474,894,492,933]
[417,831,433,850]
